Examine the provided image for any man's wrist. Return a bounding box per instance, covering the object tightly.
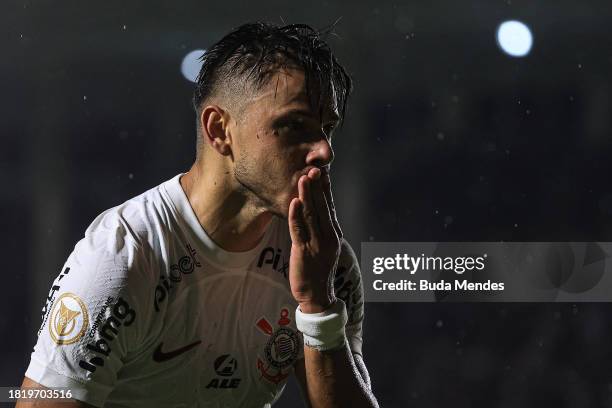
[298,295,337,313]
[298,299,334,314]
[295,299,348,352]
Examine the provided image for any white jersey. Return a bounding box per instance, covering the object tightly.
[25,174,365,408]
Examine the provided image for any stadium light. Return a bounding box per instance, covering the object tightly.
[181,49,206,82]
[496,20,533,57]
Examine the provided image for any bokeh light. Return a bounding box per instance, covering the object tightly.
[496,20,533,57]
[181,49,206,82]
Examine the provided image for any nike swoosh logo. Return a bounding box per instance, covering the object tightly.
[153,340,202,363]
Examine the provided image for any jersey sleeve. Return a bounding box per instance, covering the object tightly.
[334,239,365,356]
[25,209,157,407]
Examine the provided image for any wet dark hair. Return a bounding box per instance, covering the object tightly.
[192,21,353,126]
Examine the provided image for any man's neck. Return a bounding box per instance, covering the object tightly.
[179,164,273,252]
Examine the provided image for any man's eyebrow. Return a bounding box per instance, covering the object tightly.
[275,107,340,123]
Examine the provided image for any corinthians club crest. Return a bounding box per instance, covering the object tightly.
[49,293,89,345]
[255,307,301,384]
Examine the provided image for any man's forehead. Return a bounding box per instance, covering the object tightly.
[248,69,339,120]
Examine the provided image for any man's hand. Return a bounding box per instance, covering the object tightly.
[288,166,343,313]
[288,168,379,408]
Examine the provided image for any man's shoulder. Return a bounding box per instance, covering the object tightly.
[70,181,175,282]
[85,182,171,249]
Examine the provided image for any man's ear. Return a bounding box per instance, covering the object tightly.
[199,105,232,156]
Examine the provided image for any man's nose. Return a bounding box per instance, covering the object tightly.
[306,137,334,168]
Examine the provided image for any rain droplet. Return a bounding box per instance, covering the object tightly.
[83,95,87,101]
[128,173,134,180]
[122,24,127,30]
[435,319,443,328]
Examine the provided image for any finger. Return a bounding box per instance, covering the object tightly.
[298,174,318,240]
[288,197,309,244]
[307,167,334,239]
[321,169,343,239]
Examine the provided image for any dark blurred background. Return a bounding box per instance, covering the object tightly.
[3,0,612,407]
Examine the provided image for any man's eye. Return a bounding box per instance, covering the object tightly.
[290,120,306,130]
[280,120,305,132]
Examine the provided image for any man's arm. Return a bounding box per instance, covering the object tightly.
[287,167,378,408]
[294,352,376,408]
[21,209,155,407]
[15,377,93,408]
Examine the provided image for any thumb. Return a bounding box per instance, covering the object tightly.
[288,198,309,244]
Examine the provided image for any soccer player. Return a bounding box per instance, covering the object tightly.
[18,22,379,408]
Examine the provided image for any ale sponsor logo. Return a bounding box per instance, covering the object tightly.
[49,292,89,345]
[206,354,241,389]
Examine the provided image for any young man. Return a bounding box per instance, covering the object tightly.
[19,22,378,408]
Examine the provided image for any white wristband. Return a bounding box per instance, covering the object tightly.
[295,299,348,351]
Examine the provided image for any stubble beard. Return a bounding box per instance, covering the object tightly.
[233,158,287,219]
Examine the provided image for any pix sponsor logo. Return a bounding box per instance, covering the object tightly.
[257,247,289,279]
[78,297,136,373]
[154,243,201,312]
[205,354,241,389]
